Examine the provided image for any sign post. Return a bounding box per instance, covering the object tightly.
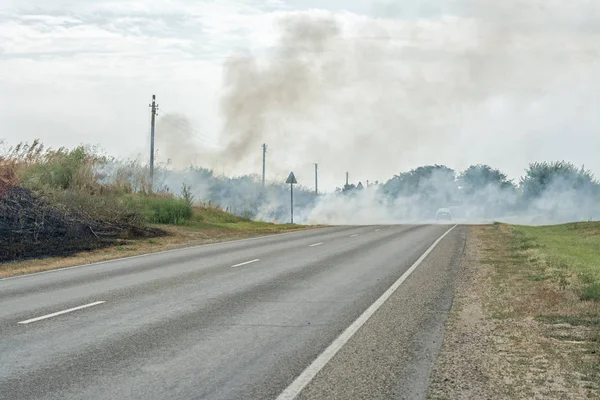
[285,172,297,224]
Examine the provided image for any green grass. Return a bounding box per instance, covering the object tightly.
[582,283,600,302]
[528,273,549,281]
[515,222,600,300]
[126,195,193,225]
[182,206,307,232]
[535,314,600,328]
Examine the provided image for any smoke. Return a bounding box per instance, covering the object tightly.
[102,1,600,226]
[219,14,343,164]
[303,188,391,225]
[91,152,599,226]
[155,2,585,186]
[155,114,203,169]
[301,165,599,226]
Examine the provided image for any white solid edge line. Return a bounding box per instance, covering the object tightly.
[0,227,329,282]
[231,259,260,268]
[350,234,359,237]
[18,301,106,324]
[275,224,458,400]
[309,243,324,247]
[375,229,381,232]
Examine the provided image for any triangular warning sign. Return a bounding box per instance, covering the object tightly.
[285,172,297,184]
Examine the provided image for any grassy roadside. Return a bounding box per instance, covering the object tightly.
[0,205,319,279]
[428,222,600,399]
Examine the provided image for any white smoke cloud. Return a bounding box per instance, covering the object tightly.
[188,2,600,190]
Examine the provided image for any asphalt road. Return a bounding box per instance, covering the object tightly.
[0,224,465,400]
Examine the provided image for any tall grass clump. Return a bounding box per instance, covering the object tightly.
[4,140,100,192]
[126,194,193,225]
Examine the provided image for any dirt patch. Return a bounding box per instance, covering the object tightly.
[427,226,500,399]
[427,225,599,399]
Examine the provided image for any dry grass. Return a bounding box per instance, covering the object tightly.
[481,224,599,399]
[428,223,599,400]
[0,223,316,278]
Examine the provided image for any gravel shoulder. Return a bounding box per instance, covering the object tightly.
[295,226,467,400]
[427,226,499,399]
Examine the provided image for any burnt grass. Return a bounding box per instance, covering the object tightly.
[0,186,165,262]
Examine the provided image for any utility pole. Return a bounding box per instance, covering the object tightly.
[314,163,318,195]
[262,143,267,187]
[346,171,349,186]
[149,94,159,190]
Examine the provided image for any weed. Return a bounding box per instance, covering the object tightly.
[547,333,587,342]
[181,183,194,208]
[528,274,549,281]
[580,272,596,284]
[581,284,600,302]
[536,314,600,328]
[555,271,570,290]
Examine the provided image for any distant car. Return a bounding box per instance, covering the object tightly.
[436,208,453,221]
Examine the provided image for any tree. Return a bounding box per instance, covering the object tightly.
[457,165,517,217]
[519,161,600,221]
[382,165,456,200]
[382,165,458,219]
[342,183,356,193]
[458,165,515,195]
[520,161,598,201]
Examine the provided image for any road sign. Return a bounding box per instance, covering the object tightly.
[286,172,297,185]
[286,172,297,224]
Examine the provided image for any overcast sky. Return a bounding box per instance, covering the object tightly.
[1,0,599,191]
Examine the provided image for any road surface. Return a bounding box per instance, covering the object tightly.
[0,224,465,400]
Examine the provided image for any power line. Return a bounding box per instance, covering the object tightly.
[158,112,212,141]
[157,107,213,139]
[159,112,196,131]
[157,112,223,148]
[159,118,220,147]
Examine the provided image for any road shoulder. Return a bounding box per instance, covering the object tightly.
[294,226,467,400]
[427,225,498,399]
[0,225,318,279]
